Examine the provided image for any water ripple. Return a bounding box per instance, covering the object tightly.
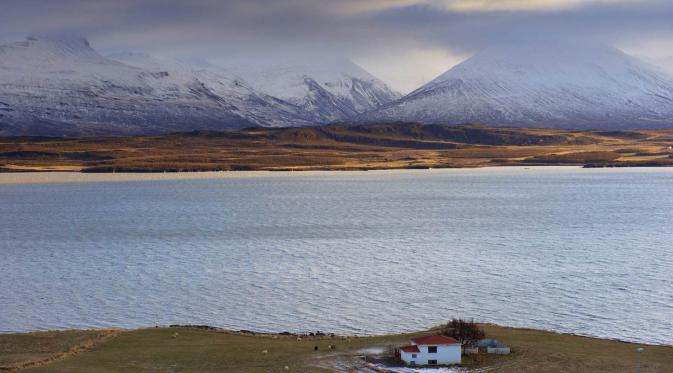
[1,168,672,345]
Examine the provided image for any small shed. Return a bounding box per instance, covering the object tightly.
[477,339,510,354]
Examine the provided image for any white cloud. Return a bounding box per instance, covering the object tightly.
[620,38,673,75]
[337,0,643,13]
[331,0,644,14]
[437,0,642,12]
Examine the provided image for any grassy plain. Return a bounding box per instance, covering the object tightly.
[1,325,671,372]
[2,124,673,172]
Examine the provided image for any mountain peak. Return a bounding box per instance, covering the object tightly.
[426,39,633,89]
[0,35,105,71]
[229,58,400,122]
[25,35,92,50]
[360,41,673,129]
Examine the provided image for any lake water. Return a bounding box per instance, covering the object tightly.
[1,168,672,345]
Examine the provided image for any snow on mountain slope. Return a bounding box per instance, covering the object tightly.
[650,56,673,76]
[232,59,401,123]
[0,36,262,136]
[360,40,673,129]
[0,36,399,136]
[108,53,312,128]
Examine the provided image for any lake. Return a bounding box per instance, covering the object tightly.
[1,167,672,345]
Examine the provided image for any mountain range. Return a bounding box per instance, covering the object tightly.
[0,36,399,136]
[1,36,673,136]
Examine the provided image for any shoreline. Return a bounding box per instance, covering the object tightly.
[2,322,671,348]
[3,165,673,185]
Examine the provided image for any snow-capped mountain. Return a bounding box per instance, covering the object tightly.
[359,40,673,129]
[652,56,673,76]
[108,52,312,128]
[231,59,401,123]
[0,36,400,136]
[0,36,264,136]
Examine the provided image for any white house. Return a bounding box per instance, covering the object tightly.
[399,335,462,366]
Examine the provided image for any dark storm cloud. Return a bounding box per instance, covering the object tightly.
[1,0,672,90]
[370,0,673,53]
[1,0,669,53]
[0,0,380,54]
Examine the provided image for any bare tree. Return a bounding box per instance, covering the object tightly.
[440,318,485,345]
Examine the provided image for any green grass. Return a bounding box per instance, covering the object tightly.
[0,329,116,370]
[10,328,418,373]
[478,324,673,372]
[1,325,672,372]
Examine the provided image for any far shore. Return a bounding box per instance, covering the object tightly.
[3,165,673,185]
[0,165,647,185]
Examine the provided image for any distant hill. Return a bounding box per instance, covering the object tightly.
[247,123,591,147]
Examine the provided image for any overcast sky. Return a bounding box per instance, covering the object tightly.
[2,0,673,92]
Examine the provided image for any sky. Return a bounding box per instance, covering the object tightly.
[1,0,673,93]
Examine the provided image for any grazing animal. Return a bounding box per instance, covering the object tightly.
[262,349,268,354]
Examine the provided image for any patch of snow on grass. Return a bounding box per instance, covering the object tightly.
[370,364,468,373]
[358,347,385,355]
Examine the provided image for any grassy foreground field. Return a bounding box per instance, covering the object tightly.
[1,325,671,373]
[2,123,673,172]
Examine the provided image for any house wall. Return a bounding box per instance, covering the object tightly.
[400,344,461,365]
[400,350,419,365]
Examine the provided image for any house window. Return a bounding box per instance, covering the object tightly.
[428,359,437,365]
[411,354,417,358]
[428,346,438,353]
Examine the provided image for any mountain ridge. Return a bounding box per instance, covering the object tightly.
[4,36,673,136]
[0,36,399,136]
[0,36,257,136]
[229,59,401,123]
[358,40,673,129]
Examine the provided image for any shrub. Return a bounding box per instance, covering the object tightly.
[440,318,485,345]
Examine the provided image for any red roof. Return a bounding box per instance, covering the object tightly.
[411,335,460,345]
[400,345,420,353]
